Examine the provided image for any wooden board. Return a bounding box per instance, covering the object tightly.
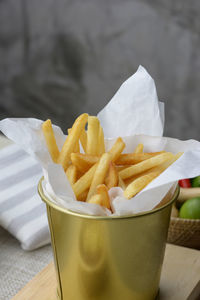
[12,244,200,300]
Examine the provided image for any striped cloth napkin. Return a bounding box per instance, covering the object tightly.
[0,142,50,250]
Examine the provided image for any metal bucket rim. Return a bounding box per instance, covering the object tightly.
[38,177,179,220]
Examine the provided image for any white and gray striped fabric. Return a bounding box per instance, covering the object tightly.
[0,142,50,251]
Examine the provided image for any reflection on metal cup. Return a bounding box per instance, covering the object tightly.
[78,222,109,298]
[38,178,179,300]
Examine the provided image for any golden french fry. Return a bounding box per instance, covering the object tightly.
[108,137,125,162]
[77,189,88,202]
[66,164,77,185]
[116,165,129,172]
[72,137,125,173]
[87,194,102,206]
[119,152,174,180]
[124,171,161,199]
[76,169,84,180]
[73,164,97,197]
[116,152,165,165]
[96,184,110,209]
[68,128,80,153]
[105,162,118,190]
[123,153,182,187]
[134,143,144,154]
[80,129,87,153]
[98,126,105,155]
[148,152,183,174]
[124,168,157,186]
[86,116,100,155]
[87,153,111,201]
[124,175,137,187]
[118,175,126,190]
[42,119,60,163]
[71,153,99,173]
[58,113,88,170]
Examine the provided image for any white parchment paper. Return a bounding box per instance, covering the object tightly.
[1,66,200,216]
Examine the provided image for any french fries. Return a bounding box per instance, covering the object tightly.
[88,185,110,209]
[108,137,125,161]
[77,190,89,202]
[88,194,102,205]
[71,153,99,173]
[119,152,174,180]
[68,128,80,153]
[42,114,182,210]
[80,129,87,153]
[42,119,60,163]
[116,152,165,165]
[124,171,161,199]
[134,143,144,154]
[73,164,97,197]
[86,116,100,155]
[66,164,77,185]
[118,175,126,190]
[86,153,111,201]
[98,126,105,155]
[105,162,118,190]
[97,184,110,209]
[58,113,88,170]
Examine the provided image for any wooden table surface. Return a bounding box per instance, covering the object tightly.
[12,244,200,300]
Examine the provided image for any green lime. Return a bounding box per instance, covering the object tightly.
[179,197,200,219]
[191,176,200,187]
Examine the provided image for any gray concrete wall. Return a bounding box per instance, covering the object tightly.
[0,0,200,139]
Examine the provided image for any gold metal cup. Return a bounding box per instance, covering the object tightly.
[38,178,179,300]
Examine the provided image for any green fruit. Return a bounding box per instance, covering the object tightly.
[179,197,200,219]
[191,176,200,187]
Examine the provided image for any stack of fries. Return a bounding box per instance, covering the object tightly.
[42,114,182,211]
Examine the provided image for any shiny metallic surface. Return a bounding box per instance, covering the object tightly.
[38,178,179,300]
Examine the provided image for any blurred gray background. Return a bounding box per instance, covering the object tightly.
[0,0,200,139]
